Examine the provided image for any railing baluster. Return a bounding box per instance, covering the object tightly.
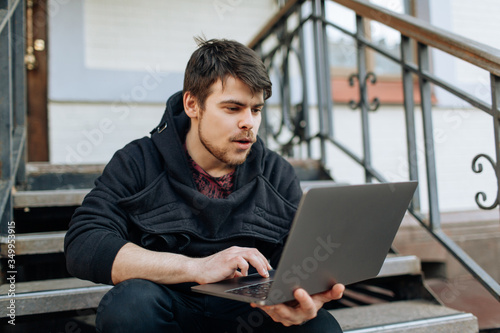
[491,74,500,214]
[255,44,270,148]
[298,5,312,158]
[312,0,328,164]
[13,2,26,187]
[0,13,13,236]
[417,42,441,229]
[400,35,420,210]
[355,15,373,183]
[320,0,334,142]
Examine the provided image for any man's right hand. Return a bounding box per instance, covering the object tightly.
[111,243,271,286]
[192,246,272,285]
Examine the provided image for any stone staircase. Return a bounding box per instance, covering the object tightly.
[0,163,479,332]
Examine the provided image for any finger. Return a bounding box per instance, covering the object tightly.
[293,289,317,317]
[230,247,272,274]
[270,303,304,326]
[242,250,270,277]
[249,251,270,274]
[236,257,250,276]
[321,283,345,301]
[233,271,244,278]
[332,283,345,299]
[265,291,316,326]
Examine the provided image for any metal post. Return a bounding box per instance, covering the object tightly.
[255,44,270,147]
[312,0,328,163]
[355,15,373,183]
[0,13,13,236]
[12,1,27,186]
[320,0,334,140]
[417,42,441,229]
[298,4,312,158]
[491,74,500,215]
[400,35,420,210]
[13,2,26,129]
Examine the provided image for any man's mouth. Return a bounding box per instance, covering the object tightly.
[235,138,253,144]
[232,134,256,149]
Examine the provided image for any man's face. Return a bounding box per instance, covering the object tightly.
[197,77,264,168]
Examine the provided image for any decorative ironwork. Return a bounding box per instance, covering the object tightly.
[249,0,500,301]
[347,72,381,111]
[258,27,311,157]
[472,154,499,210]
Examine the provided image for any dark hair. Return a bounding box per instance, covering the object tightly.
[183,37,272,109]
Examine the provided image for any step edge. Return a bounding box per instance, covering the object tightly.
[377,255,421,277]
[0,277,104,295]
[0,284,112,301]
[0,285,112,317]
[341,312,478,332]
[0,232,66,257]
[13,188,91,208]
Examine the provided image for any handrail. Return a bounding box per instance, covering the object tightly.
[249,0,500,302]
[0,0,27,237]
[249,0,302,49]
[250,0,500,76]
[334,0,500,76]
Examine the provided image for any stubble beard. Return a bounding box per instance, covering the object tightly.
[198,121,254,168]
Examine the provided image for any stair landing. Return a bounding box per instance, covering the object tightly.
[426,276,500,331]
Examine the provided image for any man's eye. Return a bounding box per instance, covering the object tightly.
[253,109,262,113]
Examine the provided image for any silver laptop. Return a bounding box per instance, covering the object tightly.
[191,181,418,305]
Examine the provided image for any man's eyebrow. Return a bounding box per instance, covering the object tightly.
[218,99,265,107]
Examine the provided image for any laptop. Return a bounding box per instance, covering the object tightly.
[191,181,418,305]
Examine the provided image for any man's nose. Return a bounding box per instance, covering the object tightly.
[239,109,255,129]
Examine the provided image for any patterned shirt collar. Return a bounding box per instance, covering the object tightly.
[185,146,235,199]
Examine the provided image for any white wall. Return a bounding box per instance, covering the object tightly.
[83,0,278,72]
[48,0,278,161]
[49,102,164,164]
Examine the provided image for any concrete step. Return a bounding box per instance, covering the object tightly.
[24,162,104,191]
[0,278,111,317]
[288,158,334,181]
[330,300,479,332]
[0,231,65,256]
[377,254,420,277]
[13,188,91,209]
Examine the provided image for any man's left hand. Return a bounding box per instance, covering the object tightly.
[250,284,345,327]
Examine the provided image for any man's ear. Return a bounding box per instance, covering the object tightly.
[183,91,199,119]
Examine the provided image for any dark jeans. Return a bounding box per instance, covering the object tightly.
[96,279,343,333]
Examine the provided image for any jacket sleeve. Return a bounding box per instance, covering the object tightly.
[64,143,146,285]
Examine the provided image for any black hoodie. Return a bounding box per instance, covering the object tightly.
[64,91,302,285]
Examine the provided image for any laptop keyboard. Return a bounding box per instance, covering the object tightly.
[225,281,273,300]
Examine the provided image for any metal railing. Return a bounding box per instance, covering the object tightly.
[0,0,27,238]
[249,0,500,301]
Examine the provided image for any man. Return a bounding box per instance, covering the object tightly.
[64,38,344,332]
